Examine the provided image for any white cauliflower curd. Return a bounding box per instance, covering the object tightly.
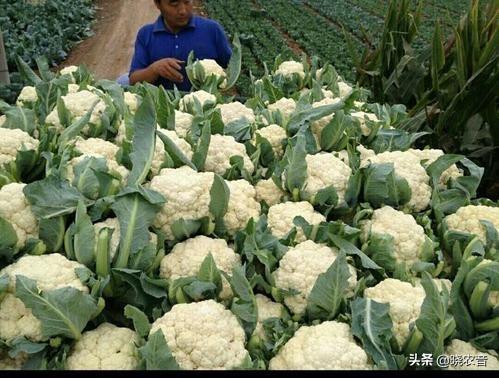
[269,321,371,370]
[149,300,249,369]
[273,240,357,316]
[159,235,241,300]
[66,323,140,370]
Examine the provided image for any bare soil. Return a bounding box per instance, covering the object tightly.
[60,0,208,80]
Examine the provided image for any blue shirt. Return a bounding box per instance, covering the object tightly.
[129,15,232,91]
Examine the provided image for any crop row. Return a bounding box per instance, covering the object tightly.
[204,0,297,96]
[344,0,470,49]
[0,0,95,69]
[303,0,384,44]
[254,0,363,82]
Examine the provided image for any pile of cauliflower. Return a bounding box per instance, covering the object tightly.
[0,58,497,372]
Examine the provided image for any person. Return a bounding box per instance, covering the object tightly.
[119,0,232,90]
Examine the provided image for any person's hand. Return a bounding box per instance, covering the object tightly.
[150,58,185,82]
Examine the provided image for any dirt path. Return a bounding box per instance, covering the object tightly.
[60,0,208,80]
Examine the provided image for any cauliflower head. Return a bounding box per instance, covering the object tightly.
[45,90,107,134]
[255,178,285,207]
[93,218,157,260]
[59,66,79,80]
[303,152,352,203]
[174,110,194,139]
[223,179,261,236]
[0,253,88,342]
[179,90,217,113]
[16,86,38,107]
[275,61,305,79]
[359,148,432,212]
[0,183,38,249]
[338,81,354,98]
[269,321,371,370]
[124,92,141,114]
[149,300,249,369]
[360,206,427,269]
[67,137,128,181]
[150,166,214,240]
[253,294,286,339]
[363,278,425,348]
[267,97,297,121]
[267,201,325,243]
[273,240,357,316]
[444,205,499,244]
[216,102,256,125]
[407,148,462,187]
[0,349,27,370]
[194,59,227,87]
[310,97,342,142]
[205,134,254,176]
[0,128,39,167]
[255,124,287,157]
[445,339,499,370]
[152,129,193,176]
[350,111,380,136]
[66,323,139,370]
[159,235,241,300]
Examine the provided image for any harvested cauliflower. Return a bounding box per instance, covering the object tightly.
[67,137,128,181]
[150,166,214,240]
[269,321,371,369]
[0,183,38,249]
[253,294,286,339]
[45,90,106,132]
[179,90,217,113]
[0,350,27,370]
[408,148,462,187]
[0,254,88,342]
[273,240,357,316]
[205,134,254,176]
[338,81,354,98]
[267,201,325,242]
[275,61,305,79]
[123,92,141,114]
[360,206,427,269]
[445,339,499,370]
[359,148,432,212]
[310,97,342,142]
[174,110,194,139]
[303,152,352,203]
[0,128,39,167]
[152,129,193,176]
[223,179,260,235]
[444,205,499,244]
[216,102,256,125]
[160,235,241,300]
[255,179,285,207]
[364,278,425,348]
[267,97,297,121]
[350,111,380,136]
[149,300,249,369]
[93,218,157,260]
[255,124,287,157]
[59,65,79,81]
[192,59,227,88]
[66,323,139,370]
[16,86,38,107]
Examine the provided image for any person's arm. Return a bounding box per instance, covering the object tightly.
[130,59,185,86]
[129,28,153,85]
[128,28,185,85]
[214,24,232,68]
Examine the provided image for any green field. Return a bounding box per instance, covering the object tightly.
[203,0,472,96]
